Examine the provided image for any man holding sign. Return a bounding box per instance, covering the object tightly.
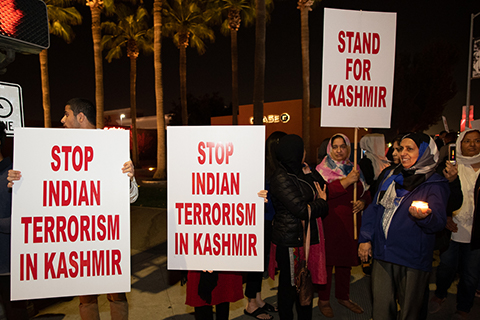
[8,98,138,320]
[0,123,29,320]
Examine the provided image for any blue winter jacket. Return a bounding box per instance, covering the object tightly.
[359,171,449,272]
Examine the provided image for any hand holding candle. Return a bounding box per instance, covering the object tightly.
[409,201,432,219]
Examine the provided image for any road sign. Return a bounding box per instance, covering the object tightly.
[0,81,24,137]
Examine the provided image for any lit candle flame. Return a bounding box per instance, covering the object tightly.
[411,201,429,210]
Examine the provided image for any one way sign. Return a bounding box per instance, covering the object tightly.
[0,82,24,137]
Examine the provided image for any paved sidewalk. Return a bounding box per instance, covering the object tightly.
[31,206,480,319]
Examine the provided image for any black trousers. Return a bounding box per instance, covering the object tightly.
[195,302,230,320]
[245,220,274,299]
[276,245,312,320]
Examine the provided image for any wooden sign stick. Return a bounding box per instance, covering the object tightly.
[353,127,358,240]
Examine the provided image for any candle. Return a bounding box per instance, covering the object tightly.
[411,201,429,210]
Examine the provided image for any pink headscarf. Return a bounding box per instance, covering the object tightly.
[316,133,366,185]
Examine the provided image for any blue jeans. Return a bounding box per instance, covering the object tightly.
[434,240,480,313]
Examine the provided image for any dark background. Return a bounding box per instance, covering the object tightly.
[1,0,480,133]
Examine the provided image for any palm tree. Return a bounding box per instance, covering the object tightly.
[153,0,166,179]
[209,0,255,125]
[86,0,115,128]
[101,4,153,167]
[253,0,265,125]
[41,0,82,128]
[163,0,215,125]
[298,0,319,159]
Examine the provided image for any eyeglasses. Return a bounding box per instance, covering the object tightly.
[332,144,347,150]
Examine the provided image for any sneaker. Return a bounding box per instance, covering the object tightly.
[428,295,445,314]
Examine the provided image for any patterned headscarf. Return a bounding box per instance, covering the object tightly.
[316,133,366,187]
[378,132,439,205]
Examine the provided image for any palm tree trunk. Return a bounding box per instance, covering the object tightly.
[153,0,166,180]
[253,0,266,125]
[180,46,188,125]
[90,5,104,128]
[231,29,239,125]
[130,56,139,167]
[39,49,51,128]
[300,2,311,159]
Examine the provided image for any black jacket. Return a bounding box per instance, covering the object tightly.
[270,165,329,247]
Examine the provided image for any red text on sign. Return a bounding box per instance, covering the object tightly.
[345,58,371,81]
[197,142,234,165]
[191,172,240,195]
[193,233,257,256]
[43,180,100,207]
[51,146,94,171]
[175,202,256,226]
[337,31,380,54]
[43,249,122,280]
[328,85,387,108]
[174,233,259,256]
[20,253,37,281]
[20,214,120,244]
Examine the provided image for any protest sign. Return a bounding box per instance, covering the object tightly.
[11,128,131,300]
[167,126,265,271]
[321,8,397,128]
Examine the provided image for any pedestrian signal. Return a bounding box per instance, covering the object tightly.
[0,0,49,54]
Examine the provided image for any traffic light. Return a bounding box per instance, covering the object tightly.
[0,0,50,54]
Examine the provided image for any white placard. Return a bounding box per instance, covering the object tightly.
[11,128,131,300]
[321,8,397,128]
[167,126,265,271]
[0,82,24,137]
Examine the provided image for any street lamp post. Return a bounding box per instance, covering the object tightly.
[466,12,480,113]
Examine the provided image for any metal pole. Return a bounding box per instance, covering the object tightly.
[466,12,480,111]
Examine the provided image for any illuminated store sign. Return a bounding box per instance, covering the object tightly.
[249,113,290,124]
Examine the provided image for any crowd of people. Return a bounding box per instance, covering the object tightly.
[1,100,478,320]
[184,129,479,320]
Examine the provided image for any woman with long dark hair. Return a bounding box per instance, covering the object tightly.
[244,131,286,320]
[270,134,329,320]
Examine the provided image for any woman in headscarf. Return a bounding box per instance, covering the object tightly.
[358,132,449,320]
[244,131,286,319]
[359,133,389,196]
[315,133,371,317]
[386,135,403,166]
[270,134,329,320]
[429,129,480,319]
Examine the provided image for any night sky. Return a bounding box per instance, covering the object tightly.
[2,0,480,133]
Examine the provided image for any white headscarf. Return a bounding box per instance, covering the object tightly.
[456,129,480,165]
[359,133,389,180]
[454,129,480,227]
